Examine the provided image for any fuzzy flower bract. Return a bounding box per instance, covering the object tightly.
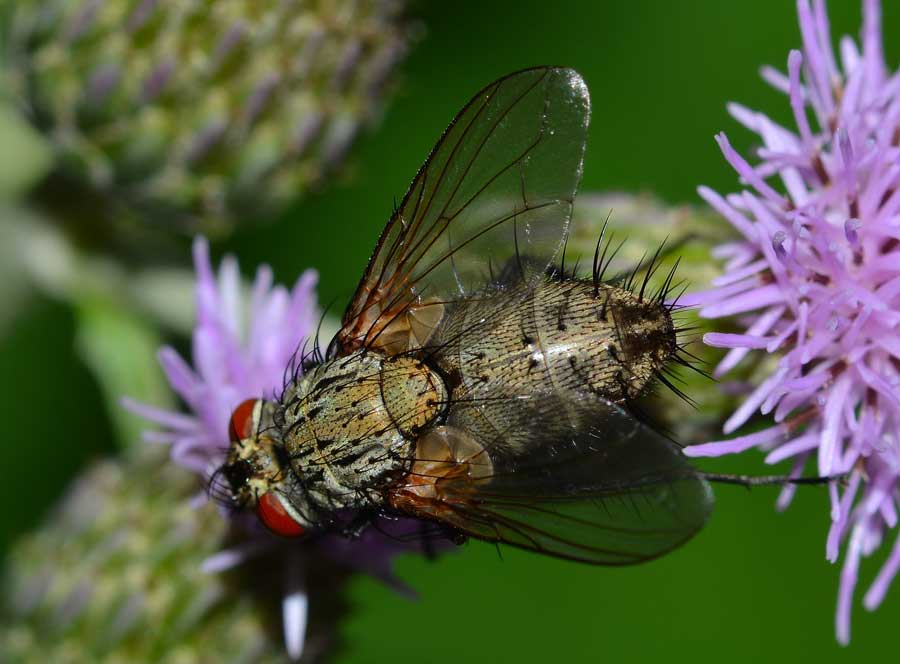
[124,238,423,660]
[683,0,900,644]
[7,0,411,229]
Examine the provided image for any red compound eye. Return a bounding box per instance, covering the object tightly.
[229,398,259,443]
[257,492,306,537]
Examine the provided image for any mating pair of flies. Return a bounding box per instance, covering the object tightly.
[216,67,833,565]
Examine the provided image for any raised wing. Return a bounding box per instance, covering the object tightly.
[389,393,712,565]
[333,67,590,356]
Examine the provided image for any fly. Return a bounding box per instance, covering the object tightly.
[217,67,826,564]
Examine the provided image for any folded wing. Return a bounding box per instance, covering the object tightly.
[334,67,590,355]
[391,393,712,565]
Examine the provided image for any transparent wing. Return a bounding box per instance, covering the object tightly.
[334,67,590,355]
[390,394,712,565]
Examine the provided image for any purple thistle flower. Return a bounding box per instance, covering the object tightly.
[682,0,900,645]
[124,238,319,477]
[123,237,425,660]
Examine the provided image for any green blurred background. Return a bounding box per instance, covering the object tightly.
[3,0,898,662]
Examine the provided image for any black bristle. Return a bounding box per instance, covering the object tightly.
[666,281,690,312]
[599,237,627,285]
[570,256,582,278]
[654,370,698,408]
[655,257,681,304]
[624,250,646,292]
[591,213,612,296]
[638,240,667,302]
[513,211,526,282]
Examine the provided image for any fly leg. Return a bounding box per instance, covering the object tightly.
[419,521,468,559]
[339,510,375,539]
[699,471,845,487]
[421,522,438,559]
[439,523,468,546]
[387,426,494,519]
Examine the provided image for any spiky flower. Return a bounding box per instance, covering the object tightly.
[1,450,297,663]
[5,0,410,229]
[123,237,424,660]
[1,444,380,662]
[683,0,900,644]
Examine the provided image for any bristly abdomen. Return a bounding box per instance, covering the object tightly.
[427,271,682,454]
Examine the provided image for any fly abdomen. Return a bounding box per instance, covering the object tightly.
[430,277,677,453]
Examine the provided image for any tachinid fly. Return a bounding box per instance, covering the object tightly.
[219,67,716,564]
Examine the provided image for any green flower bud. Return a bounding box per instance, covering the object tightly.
[6,0,410,231]
[1,449,348,663]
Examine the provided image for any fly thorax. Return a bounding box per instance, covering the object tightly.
[278,351,447,514]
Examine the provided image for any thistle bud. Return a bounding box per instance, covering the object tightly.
[6,0,410,230]
[1,450,347,662]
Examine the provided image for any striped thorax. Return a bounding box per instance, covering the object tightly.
[277,351,447,517]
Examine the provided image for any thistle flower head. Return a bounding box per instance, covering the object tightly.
[124,237,319,476]
[6,0,409,229]
[1,451,297,663]
[124,238,425,659]
[683,0,900,644]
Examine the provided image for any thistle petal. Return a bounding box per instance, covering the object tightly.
[689,0,900,642]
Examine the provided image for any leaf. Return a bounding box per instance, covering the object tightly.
[0,104,51,199]
[74,298,173,449]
